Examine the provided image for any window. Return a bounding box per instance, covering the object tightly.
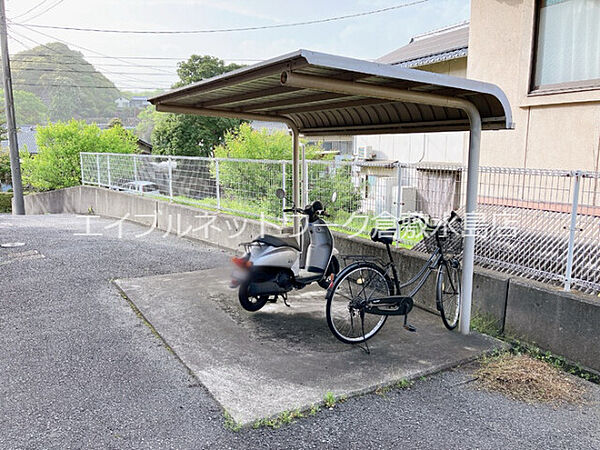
[532,0,600,92]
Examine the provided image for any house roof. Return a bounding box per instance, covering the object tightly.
[1,127,38,154]
[149,49,512,137]
[377,22,469,68]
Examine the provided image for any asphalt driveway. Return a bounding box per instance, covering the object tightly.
[1,214,599,449]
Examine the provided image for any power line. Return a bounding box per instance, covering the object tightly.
[11,53,263,61]
[7,26,172,86]
[18,0,65,22]
[10,0,427,34]
[10,58,182,69]
[11,66,176,77]
[11,23,175,75]
[10,0,50,21]
[14,81,168,90]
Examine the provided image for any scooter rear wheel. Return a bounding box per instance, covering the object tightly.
[238,281,269,312]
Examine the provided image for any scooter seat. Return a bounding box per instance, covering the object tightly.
[254,234,300,251]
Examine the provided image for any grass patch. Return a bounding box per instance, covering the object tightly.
[476,353,585,404]
[511,340,600,384]
[252,409,305,429]
[0,192,12,213]
[323,391,336,408]
[470,313,501,338]
[223,411,242,432]
[171,193,424,249]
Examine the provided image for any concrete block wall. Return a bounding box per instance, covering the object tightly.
[21,186,600,372]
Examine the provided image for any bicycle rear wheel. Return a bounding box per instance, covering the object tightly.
[436,259,461,330]
[326,262,392,344]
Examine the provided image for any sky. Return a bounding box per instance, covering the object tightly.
[5,0,470,92]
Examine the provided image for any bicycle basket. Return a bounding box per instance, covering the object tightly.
[421,216,463,255]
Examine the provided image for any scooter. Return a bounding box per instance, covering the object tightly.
[230,189,340,312]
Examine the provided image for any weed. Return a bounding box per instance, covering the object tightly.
[223,412,241,432]
[396,379,413,389]
[470,313,501,337]
[323,391,336,408]
[309,404,320,416]
[251,410,305,430]
[375,385,391,397]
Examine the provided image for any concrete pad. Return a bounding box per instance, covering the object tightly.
[115,268,502,425]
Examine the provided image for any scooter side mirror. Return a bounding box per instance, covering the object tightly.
[275,188,286,200]
[331,192,337,203]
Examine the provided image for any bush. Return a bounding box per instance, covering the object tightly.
[0,192,12,213]
[20,120,137,191]
[214,123,329,216]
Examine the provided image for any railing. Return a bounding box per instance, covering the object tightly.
[80,152,600,296]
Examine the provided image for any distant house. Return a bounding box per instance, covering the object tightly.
[137,138,152,154]
[115,97,130,108]
[357,22,469,164]
[250,120,355,156]
[130,97,150,109]
[0,126,39,154]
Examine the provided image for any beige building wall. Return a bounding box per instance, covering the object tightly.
[356,57,469,163]
[468,0,600,171]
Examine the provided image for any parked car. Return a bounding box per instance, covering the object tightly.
[122,181,161,195]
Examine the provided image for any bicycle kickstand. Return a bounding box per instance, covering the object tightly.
[403,314,416,332]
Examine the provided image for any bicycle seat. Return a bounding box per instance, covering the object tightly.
[253,234,300,251]
[370,228,395,245]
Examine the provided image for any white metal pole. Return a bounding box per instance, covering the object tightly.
[133,155,138,183]
[458,105,482,335]
[107,156,112,188]
[80,154,85,185]
[292,128,300,235]
[395,163,403,248]
[215,159,221,210]
[282,161,287,226]
[168,156,173,200]
[302,143,309,207]
[564,171,581,291]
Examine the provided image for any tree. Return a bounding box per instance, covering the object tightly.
[151,55,244,156]
[135,105,159,142]
[20,120,136,191]
[174,55,243,87]
[213,123,361,217]
[0,90,48,125]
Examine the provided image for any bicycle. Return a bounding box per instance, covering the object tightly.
[325,211,463,346]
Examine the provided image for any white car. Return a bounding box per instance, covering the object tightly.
[123,181,161,195]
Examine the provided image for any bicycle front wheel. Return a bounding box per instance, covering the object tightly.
[326,262,392,344]
[436,259,461,330]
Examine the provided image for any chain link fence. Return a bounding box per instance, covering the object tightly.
[80,152,600,296]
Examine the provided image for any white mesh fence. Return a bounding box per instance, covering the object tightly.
[81,152,600,295]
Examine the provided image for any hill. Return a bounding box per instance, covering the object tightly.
[11,42,120,121]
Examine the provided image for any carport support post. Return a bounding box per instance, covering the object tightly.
[458,105,482,335]
[280,71,486,334]
[292,127,300,234]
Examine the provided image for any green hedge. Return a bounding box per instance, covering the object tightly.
[0,192,12,213]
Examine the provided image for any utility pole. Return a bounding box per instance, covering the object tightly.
[0,0,24,215]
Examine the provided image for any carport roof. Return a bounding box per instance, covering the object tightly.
[149,49,512,136]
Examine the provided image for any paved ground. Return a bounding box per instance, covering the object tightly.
[115,268,501,424]
[1,214,599,449]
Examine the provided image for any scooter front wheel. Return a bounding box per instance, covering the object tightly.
[238,281,269,312]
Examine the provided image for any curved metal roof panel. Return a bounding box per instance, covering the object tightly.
[149,49,512,136]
